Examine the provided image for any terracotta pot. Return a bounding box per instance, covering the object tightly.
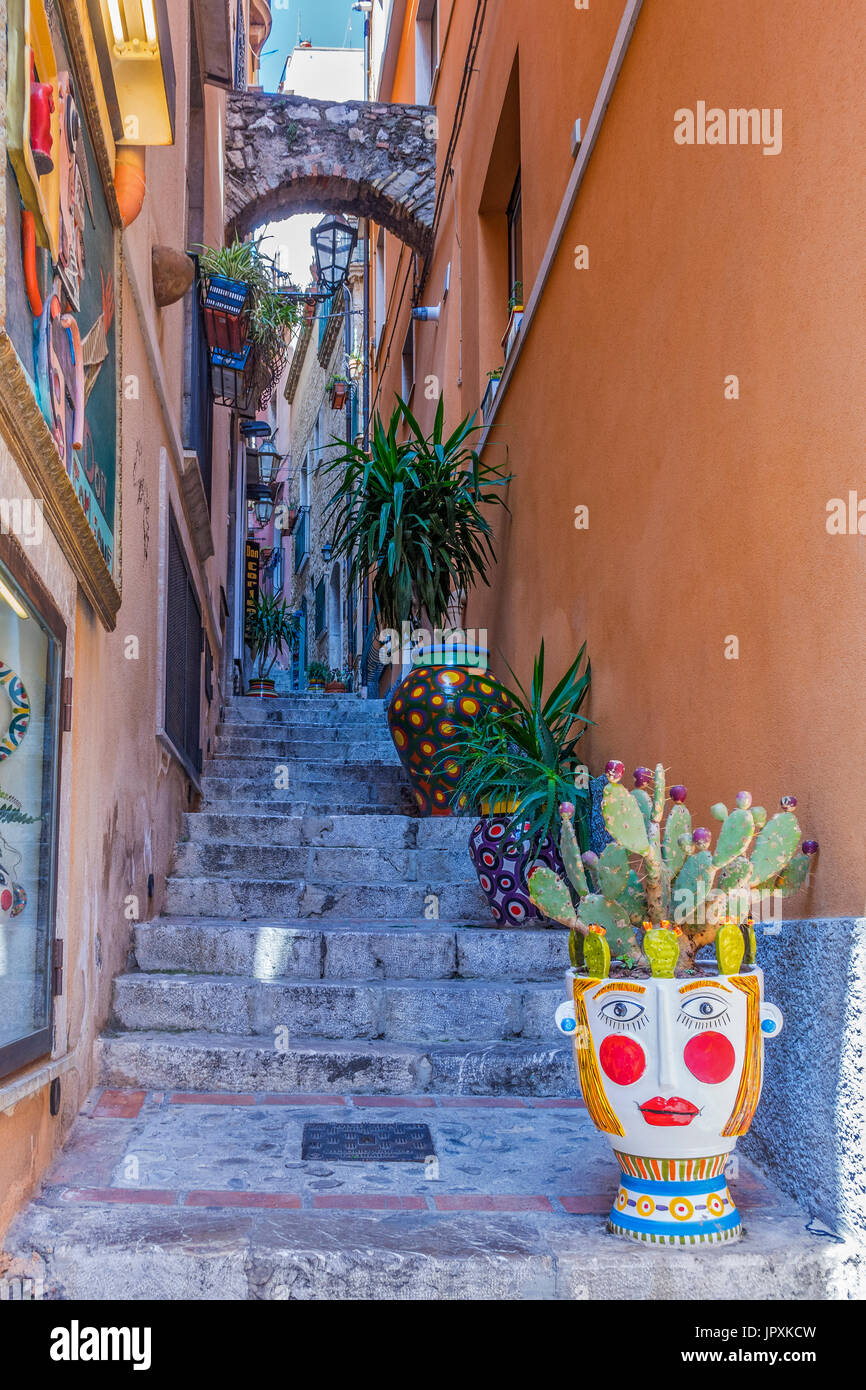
[248,677,276,699]
[330,383,348,410]
[468,810,563,924]
[386,646,509,816]
[555,966,784,1245]
[324,681,347,693]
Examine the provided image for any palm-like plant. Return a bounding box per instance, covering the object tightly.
[322,397,511,631]
[245,595,299,681]
[448,641,593,853]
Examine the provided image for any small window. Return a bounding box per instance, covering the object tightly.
[415,0,439,102]
[507,170,523,308]
[401,323,415,400]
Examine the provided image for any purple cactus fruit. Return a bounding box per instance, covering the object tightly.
[735,791,752,810]
[605,759,625,783]
[692,827,712,848]
[581,851,599,868]
[560,801,575,817]
[802,840,819,855]
[633,766,653,788]
[780,795,798,810]
[670,784,688,803]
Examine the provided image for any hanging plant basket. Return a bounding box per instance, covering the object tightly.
[200,275,252,354]
[329,380,349,410]
[210,343,258,415]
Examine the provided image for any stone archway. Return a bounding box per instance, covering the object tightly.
[224,91,437,256]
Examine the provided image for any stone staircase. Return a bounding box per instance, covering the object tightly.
[99,693,576,1098]
[6,694,856,1300]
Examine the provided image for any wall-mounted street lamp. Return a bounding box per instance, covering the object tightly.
[247,482,274,528]
[247,436,283,489]
[322,542,333,564]
[312,214,358,294]
[88,0,176,145]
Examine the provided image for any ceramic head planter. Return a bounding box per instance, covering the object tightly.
[558,964,783,1244]
[541,762,816,1247]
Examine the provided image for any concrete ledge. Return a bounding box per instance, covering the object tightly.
[742,916,866,1243]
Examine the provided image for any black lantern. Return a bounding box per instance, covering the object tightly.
[247,483,274,528]
[322,541,333,563]
[240,421,271,443]
[311,214,357,294]
[254,438,283,488]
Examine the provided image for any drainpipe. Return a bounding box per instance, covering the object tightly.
[114,146,147,227]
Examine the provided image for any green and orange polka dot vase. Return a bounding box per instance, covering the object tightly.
[386,646,508,816]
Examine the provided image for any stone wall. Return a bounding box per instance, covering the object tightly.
[224,91,436,255]
[742,916,866,1243]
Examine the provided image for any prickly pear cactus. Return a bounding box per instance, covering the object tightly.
[713,804,755,868]
[558,803,588,897]
[774,851,811,897]
[663,803,692,878]
[750,810,801,886]
[671,848,714,922]
[597,843,629,900]
[527,865,578,928]
[584,927,611,979]
[644,926,679,978]
[577,894,640,961]
[602,779,650,855]
[618,869,648,925]
[715,921,745,976]
[632,787,653,833]
[568,927,585,970]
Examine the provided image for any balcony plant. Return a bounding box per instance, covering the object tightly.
[502,281,525,360]
[249,290,299,407]
[308,660,330,693]
[322,396,512,813]
[197,235,268,354]
[244,593,299,698]
[327,374,350,410]
[447,639,593,923]
[325,667,349,693]
[545,763,818,1246]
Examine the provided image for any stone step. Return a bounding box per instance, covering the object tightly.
[111,974,561,1042]
[162,876,489,920]
[217,722,391,742]
[228,696,383,720]
[6,1091,853,1301]
[201,777,417,812]
[180,812,474,850]
[214,735,397,762]
[97,1031,579,1096]
[169,841,477,884]
[203,756,405,780]
[200,797,415,817]
[220,709,390,730]
[133,921,568,980]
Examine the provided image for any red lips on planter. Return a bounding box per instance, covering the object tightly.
[639,1097,700,1126]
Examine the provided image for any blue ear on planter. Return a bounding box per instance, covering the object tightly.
[589,774,614,857]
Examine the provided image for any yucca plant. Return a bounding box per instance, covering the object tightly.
[322,397,511,631]
[196,234,270,293]
[244,594,299,681]
[447,640,593,853]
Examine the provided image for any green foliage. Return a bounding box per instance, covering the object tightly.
[448,639,592,853]
[196,234,270,291]
[322,397,511,631]
[308,660,331,684]
[244,594,299,681]
[584,929,611,979]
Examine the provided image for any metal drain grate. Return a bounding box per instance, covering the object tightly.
[301,1123,435,1163]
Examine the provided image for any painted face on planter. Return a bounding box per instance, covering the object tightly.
[571,970,779,1159]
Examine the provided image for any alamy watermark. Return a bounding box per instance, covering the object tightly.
[0,497,43,546]
[378,624,488,670]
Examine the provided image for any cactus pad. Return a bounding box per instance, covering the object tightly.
[663,803,692,877]
[715,921,745,976]
[527,865,578,928]
[751,806,768,831]
[750,811,801,885]
[671,849,714,923]
[711,803,728,822]
[584,927,611,979]
[559,807,588,898]
[577,894,640,961]
[644,927,679,978]
[602,780,650,855]
[774,852,811,897]
[597,843,629,900]
[632,787,653,833]
[713,806,756,868]
[618,869,648,925]
[568,928,585,970]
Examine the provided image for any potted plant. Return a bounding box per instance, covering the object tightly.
[244,593,299,698]
[347,350,365,384]
[308,660,330,693]
[249,289,298,407]
[502,281,525,360]
[196,235,267,354]
[327,374,350,410]
[323,397,512,814]
[449,640,592,923]
[539,763,818,1245]
[481,368,504,420]
[324,667,349,693]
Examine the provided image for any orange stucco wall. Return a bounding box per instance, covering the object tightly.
[373,0,866,918]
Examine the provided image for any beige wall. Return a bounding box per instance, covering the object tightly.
[372,0,866,919]
[0,2,233,1239]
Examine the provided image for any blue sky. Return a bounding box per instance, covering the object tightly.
[259,1,365,93]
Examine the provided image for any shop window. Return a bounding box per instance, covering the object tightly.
[0,540,64,1082]
[164,513,202,777]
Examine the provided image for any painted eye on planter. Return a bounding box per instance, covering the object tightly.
[598,998,646,1030]
[679,995,731,1029]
